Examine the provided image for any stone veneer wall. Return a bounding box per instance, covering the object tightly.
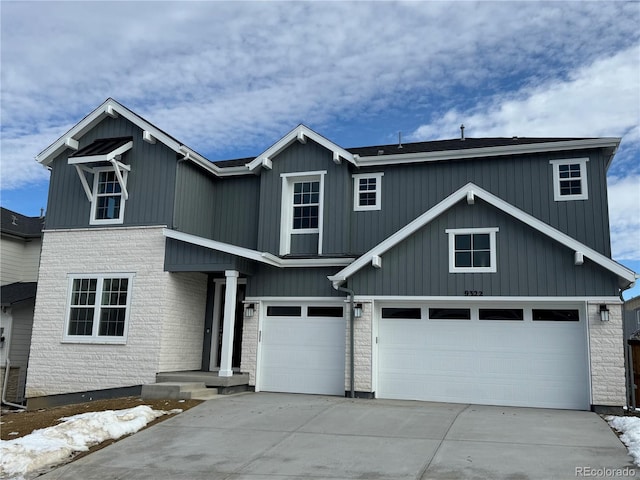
[26,227,206,398]
[240,303,259,386]
[588,302,626,406]
[344,301,373,393]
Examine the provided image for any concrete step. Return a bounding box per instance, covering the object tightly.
[141,382,218,400]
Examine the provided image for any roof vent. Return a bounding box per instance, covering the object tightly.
[460,124,465,141]
[378,149,385,155]
[398,131,403,149]
[11,215,17,226]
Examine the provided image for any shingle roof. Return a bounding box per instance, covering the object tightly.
[0,282,37,306]
[345,137,588,157]
[213,136,590,169]
[1,208,44,238]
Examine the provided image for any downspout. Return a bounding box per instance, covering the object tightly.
[336,285,355,399]
[2,359,26,410]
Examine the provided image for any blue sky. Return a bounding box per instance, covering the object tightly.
[1,1,639,298]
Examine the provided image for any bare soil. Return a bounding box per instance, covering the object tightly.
[1,396,202,460]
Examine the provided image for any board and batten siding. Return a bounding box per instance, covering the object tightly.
[256,140,350,256]
[45,116,176,229]
[349,149,611,257]
[164,238,256,275]
[349,198,619,297]
[246,265,343,298]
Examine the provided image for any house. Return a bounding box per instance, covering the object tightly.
[26,98,637,411]
[1,207,44,404]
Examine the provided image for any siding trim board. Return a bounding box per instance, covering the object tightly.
[329,182,635,288]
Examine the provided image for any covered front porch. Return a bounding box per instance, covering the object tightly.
[164,235,257,381]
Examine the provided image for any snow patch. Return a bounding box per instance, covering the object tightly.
[0,405,172,479]
[607,416,640,466]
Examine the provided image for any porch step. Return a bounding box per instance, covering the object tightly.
[155,371,250,394]
[141,382,218,401]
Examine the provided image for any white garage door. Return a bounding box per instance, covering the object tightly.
[259,304,345,395]
[377,305,589,409]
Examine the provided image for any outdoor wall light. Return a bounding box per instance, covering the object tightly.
[354,304,363,319]
[599,304,610,322]
[245,303,255,317]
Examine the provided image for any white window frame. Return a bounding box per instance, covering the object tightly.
[550,158,589,201]
[90,166,129,225]
[446,227,498,273]
[63,273,135,344]
[353,172,383,211]
[280,171,326,255]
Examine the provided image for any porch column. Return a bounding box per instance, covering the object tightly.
[219,270,239,377]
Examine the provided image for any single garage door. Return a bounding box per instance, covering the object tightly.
[259,304,346,395]
[377,305,589,409]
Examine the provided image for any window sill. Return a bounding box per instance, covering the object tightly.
[62,337,127,345]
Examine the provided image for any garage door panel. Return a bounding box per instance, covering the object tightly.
[378,305,589,410]
[260,312,345,396]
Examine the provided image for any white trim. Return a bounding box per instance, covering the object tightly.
[247,125,355,172]
[62,273,135,344]
[162,228,353,268]
[445,227,498,273]
[355,138,620,167]
[279,171,327,256]
[328,182,636,286]
[353,172,383,211]
[89,166,128,225]
[348,295,623,304]
[550,158,589,201]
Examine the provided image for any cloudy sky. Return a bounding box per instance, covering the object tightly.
[1,1,639,296]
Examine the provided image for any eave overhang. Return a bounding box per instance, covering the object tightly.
[163,228,354,268]
[328,182,636,289]
[353,138,622,168]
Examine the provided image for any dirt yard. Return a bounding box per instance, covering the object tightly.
[1,396,202,459]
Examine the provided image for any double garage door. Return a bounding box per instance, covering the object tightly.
[259,304,346,395]
[378,304,589,409]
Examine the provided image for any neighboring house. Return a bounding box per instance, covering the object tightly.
[26,98,637,411]
[0,207,44,403]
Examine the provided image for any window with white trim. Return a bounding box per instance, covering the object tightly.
[446,227,498,273]
[353,173,383,211]
[279,171,326,255]
[293,180,320,229]
[550,158,588,201]
[64,274,134,343]
[90,167,128,224]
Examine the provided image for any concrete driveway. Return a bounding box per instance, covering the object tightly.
[41,392,635,480]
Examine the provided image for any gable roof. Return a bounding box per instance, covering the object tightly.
[1,207,44,239]
[35,98,246,178]
[246,125,356,172]
[328,182,637,289]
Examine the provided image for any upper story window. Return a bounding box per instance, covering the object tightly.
[446,227,498,273]
[91,168,128,224]
[353,173,383,211]
[67,137,133,226]
[550,158,589,201]
[64,273,134,344]
[280,171,326,255]
[293,180,320,230]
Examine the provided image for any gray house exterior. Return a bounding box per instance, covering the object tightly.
[26,98,637,411]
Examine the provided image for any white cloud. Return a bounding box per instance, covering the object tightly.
[608,175,640,261]
[2,1,639,190]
